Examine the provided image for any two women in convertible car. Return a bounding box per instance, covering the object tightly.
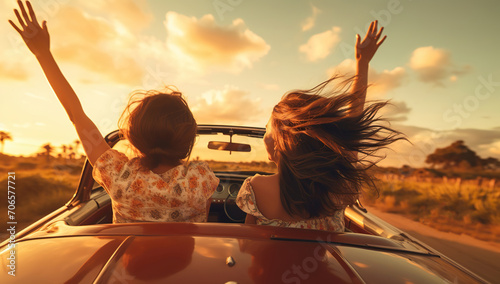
[10,1,402,232]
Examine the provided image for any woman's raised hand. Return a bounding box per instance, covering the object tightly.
[9,0,50,58]
[355,20,386,65]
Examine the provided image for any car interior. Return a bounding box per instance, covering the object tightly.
[66,173,251,226]
[61,126,402,239]
[64,173,390,239]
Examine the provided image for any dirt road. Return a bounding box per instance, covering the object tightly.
[366,206,500,284]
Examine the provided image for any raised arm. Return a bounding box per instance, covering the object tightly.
[9,0,109,165]
[349,20,386,116]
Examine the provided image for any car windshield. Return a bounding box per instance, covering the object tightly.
[112,126,277,174]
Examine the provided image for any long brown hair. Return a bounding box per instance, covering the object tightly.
[271,76,405,219]
[119,88,197,169]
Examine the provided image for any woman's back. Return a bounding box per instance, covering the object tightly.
[247,174,287,220]
[93,149,219,223]
[236,174,346,232]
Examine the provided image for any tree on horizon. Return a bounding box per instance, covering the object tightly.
[61,144,67,159]
[425,140,500,170]
[41,143,54,163]
[68,145,74,159]
[0,131,12,153]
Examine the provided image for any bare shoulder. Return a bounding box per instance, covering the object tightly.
[248,174,289,220]
[250,174,279,192]
[250,174,309,221]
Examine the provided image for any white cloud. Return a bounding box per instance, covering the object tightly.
[5,0,270,88]
[164,12,270,73]
[75,0,153,33]
[0,60,28,81]
[328,59,407,97]
[299,27,341,62]
[367,67,407,96]
[191,86,263,124]
[408,46,469,85]
[382,101,412,122]
[409,47,449,70]
[48,6,146,85]
[481,140,500,155]
[301,5,321,31]
[482,140,500,155]
[2,1,155,86]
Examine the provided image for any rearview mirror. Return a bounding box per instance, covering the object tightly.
[208,141,251,152]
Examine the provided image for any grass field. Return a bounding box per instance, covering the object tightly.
[0,155,84,231]
[362,174,500,242]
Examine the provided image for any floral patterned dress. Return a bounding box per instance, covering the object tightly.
[236,177,345,232]
[93,149,219,223]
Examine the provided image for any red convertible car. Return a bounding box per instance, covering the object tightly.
[0,125,488,283]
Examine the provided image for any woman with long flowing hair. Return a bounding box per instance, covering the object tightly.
[236,21,404,232]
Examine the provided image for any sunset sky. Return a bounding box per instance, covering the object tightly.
[1,0,499,167]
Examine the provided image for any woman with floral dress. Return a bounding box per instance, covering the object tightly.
[237,21,404,232]
[10,1,219,223]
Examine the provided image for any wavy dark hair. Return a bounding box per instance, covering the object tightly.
[119,88,197,169]
[271,76,406,219]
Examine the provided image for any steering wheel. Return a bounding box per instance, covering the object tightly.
[224,194,246,222]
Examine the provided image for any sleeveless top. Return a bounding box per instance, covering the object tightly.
[236,177,345,232]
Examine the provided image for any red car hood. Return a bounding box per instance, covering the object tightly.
[1,222,479,283]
